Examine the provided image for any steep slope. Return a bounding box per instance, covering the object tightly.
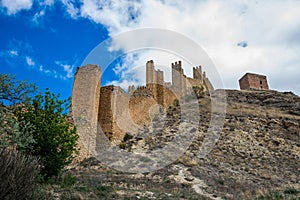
[69,89,299,200]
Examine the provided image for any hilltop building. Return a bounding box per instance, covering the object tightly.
[239,73,269,90]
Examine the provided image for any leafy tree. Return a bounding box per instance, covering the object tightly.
[0,73,78,180]
[16,89,79,179]
[0,74,40,198]
[0,105,35,151]
[0,73,36,150]
[0,73,37,105]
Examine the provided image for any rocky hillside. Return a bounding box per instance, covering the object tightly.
[61,89,299,200]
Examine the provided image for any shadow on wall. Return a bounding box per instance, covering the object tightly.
[72,60,214,149]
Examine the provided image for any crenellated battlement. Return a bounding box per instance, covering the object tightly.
[72,60,214,149]
[171,61,183,72]
[128,85,135,94]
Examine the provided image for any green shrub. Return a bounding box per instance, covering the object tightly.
[16,89,79,180]
[95,185,116,198]
[0,149,40,200]
[0,74,79,180]
[119,142,126,149]
[123,133,133,142]
[0,105,35,150]
[173,99,180,107]
[0,73,36,151]
[255,191,283,200]
[284,188,299,195]
[192,86,205,99]
[60,172,77,187]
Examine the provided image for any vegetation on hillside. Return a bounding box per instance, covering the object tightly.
[15,89,79,179]
[0,73,79,198]
[0,73,299,199]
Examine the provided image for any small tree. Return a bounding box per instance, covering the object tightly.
[0,73,78,179]
[0,73,37,105]
[0,105,35,151]
[0,73,36,151]
[16,89,79,179]
[192,85,205,99]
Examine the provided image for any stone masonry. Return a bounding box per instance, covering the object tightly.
[72,65,109,156]
[239,72,269,90]
[72,60,214,150]
[145,60,214,106]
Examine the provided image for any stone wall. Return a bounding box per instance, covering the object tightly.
[98,86,114,141]
[204,77,214,92]
[193,66,203,84]
[171,61,184,95]
[187,78,202,90]
[98,86,130,144]
[146,60,155,84]
[239,73,269,90]
[72,65,103,156]
[72,60,215,149]
[129,94,158,127]
[162,86,177,107]
[98,85,161,142]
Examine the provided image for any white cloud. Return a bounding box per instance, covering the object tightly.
[3,39,69,80]
[9,50,18,56]
[2,0,299,94]
[63,64,74,78]
[55,61,74,78]
[39,64,65,79]
[1,0,33,14]
[38,0,54,6]
[26,56,35,66]
[80,0,141,33]
[106,79,139,91]
[32,10,45,24]
[61,0,80,18]
[32,0,56,25]
[76,0,300,94]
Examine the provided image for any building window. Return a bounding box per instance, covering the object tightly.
[260,80,263,85]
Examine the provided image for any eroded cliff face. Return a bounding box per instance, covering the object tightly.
[69,89,299,199]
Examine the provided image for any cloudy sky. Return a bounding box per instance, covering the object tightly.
[1,0,299,98]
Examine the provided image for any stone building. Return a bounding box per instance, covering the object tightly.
[239,73,269,90]
[145,60,213,101]
[72,60,214,153]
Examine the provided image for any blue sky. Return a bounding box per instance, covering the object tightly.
[0,1,110,99]
[1,0,300,98]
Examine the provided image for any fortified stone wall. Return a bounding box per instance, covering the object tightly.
[98,85,162,141]
[98,86,114,141]
[98,85,129,144]
[162,86,177,107]
[171,61,184,95]
[146,60,155,84]
[129,93,158,126]
[111,87,130,143]
[187,78,202,89]
[72,60,215,149]
[72,65,103,156]
[204,77,214,92]
[193,66,203,84]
